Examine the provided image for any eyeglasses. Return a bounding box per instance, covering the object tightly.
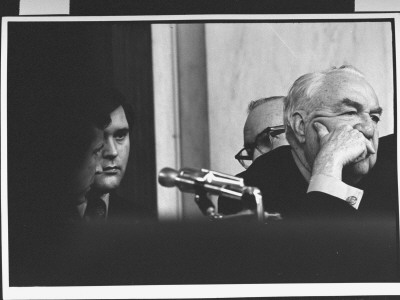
[235,125,285,169]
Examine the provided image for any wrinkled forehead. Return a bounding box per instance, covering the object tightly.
[314,71,379,109]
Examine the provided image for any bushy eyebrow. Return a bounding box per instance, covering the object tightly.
[114,128,130,136]
[338,98,383,115]
[371,107,383,115]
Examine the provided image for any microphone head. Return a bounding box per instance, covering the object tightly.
[158,167,179,187]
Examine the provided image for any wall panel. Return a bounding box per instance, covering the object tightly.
[206,22,394,176]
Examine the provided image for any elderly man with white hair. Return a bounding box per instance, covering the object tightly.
[228,65,397,224]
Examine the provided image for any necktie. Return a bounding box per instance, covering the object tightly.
[84,197,107,221]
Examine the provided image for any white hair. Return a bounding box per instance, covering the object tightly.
[284,65,365,143]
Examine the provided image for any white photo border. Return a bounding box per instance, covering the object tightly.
[2,13,400,299]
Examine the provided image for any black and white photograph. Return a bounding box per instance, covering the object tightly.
[1,11,400,299]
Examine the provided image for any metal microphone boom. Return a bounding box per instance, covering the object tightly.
[158,167,264,221]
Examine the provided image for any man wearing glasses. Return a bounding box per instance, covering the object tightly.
[219,96,287,214]
[234,96,288,169]
[219,66,397,281]
[221,65,397,226]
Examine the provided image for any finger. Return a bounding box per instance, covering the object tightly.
[313,122,329,139]
[365,138,376,154]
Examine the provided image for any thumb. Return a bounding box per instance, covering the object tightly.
[365,138,376,154]
[313,122,329,139]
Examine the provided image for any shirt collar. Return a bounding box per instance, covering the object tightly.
[76,193,110,218]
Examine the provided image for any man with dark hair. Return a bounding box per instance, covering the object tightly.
[84,88,146,222]
[12,82,114,224]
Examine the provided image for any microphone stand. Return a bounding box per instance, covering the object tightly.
[194,185,264,222]
[159,167,266,222]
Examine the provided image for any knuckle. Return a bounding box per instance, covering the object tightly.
[340,124,353,131]
[350,128,363,138]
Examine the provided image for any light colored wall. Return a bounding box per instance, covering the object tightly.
[152,24,183,221]
[152,24,210,220]
[176,24,210,220]
[153,21,395,220]
[206,22,394,176]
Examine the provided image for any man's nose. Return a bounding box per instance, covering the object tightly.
[354,116,375,139]
[103,139,118,158]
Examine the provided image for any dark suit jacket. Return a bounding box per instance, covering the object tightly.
[219,134,398,222]
[107,192,155,223]
[218,135,398,280]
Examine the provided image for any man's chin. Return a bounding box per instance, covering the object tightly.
[93,178,121,193]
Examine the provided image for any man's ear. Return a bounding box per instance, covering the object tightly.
[291,110,307,144]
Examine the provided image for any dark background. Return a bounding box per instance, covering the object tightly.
[6,220,400,286]
[2,0,355,17]
[7,21,157,216]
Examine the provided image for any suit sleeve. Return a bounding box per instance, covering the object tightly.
[299,191,358,221]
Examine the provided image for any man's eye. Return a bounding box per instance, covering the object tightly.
[114,129,129,141]
[370,114,381,123]
[245,148,254,157]
[115,132,127,141]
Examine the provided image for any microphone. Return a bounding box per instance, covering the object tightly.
[158,167,265,221]
[158,167,245,200]
[158,167,264,221]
